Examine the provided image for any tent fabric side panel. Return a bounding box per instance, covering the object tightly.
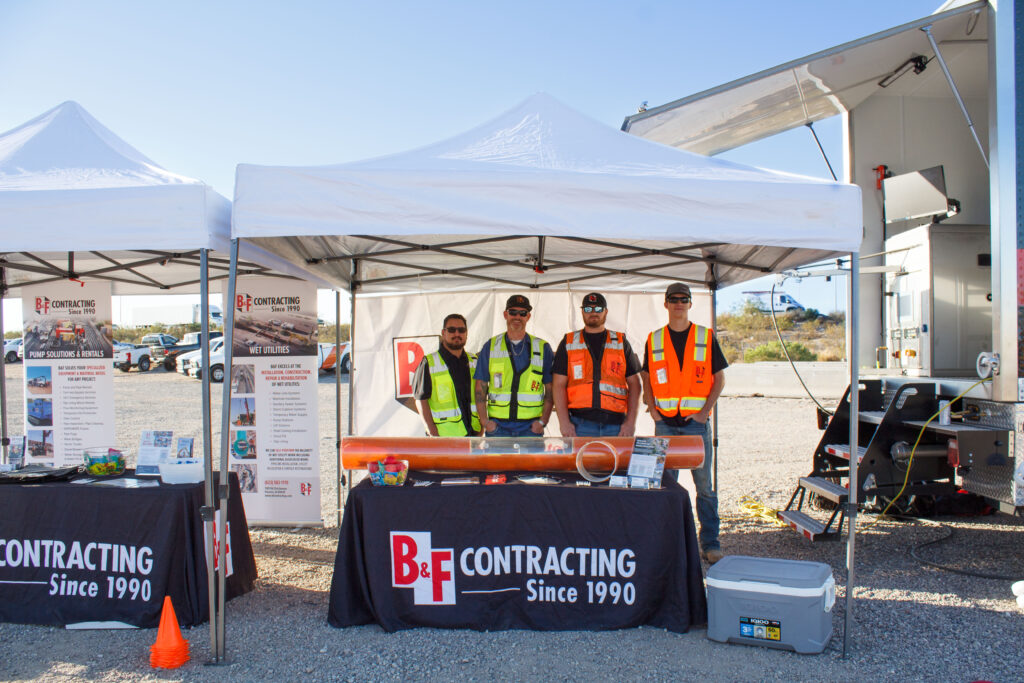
[351,289,713,437]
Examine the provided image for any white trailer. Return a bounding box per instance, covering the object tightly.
[623,0,1022,515]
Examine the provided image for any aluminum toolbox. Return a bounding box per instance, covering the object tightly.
[706,555,835,654]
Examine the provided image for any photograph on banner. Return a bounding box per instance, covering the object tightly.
[22,282,115,467]
[230,276,320,524]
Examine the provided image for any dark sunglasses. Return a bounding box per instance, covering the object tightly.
[666,296,691,304]
[582,306,605,313]
[506,309,529,317]
[444,326,467,334]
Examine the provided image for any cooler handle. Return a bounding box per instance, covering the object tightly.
[824,576,836,612]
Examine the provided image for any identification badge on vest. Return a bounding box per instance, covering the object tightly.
[494,373,503,389]
[572,365,583,380]
[656,368,668,384]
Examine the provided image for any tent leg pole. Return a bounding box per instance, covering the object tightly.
[335,290,342,527]
[0,271,8,464]
[199,249,219,662]
[216,238,240,662]
[843,251,860,658]
[346,261,358,499]
[710,288,718,493]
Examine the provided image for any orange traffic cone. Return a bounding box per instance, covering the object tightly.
[150,596,190,669]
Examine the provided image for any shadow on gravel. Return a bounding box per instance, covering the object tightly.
[721,513,1024,599]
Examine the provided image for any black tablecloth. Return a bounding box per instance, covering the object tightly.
[329,471,707,632]
[0,471,257,628]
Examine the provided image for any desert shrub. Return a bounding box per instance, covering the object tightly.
[718,339,742,364]
[744,340,817,362]
[318,323,351,343]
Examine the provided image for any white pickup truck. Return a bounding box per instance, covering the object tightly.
[113,341,153,372]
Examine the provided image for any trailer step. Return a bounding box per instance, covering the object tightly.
[777,510,836,541]
[859,410,886,424]
[798,476,849,503]
[824,443,867,463]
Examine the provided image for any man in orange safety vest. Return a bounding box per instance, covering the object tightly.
[552,292,641,437]
[641,282,728,564]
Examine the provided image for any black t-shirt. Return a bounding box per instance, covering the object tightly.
[552,330,641,425]
[412,345,475,435]
[642,324,728,427]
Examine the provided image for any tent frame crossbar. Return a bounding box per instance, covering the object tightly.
[0,249,284,292]
[295,234,774,290]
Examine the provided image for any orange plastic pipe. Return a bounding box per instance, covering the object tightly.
[340,436,704,472]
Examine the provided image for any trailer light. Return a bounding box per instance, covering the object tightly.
[947,439,959,468]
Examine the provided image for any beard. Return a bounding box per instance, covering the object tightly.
[443,339,465,352]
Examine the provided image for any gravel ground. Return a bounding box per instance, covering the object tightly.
[1,362,1023,682]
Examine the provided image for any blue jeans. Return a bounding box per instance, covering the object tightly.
[489,420,537,437]
[570,415,621,437]
[655,418,719,552]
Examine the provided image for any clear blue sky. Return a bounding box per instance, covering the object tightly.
[0,0,942,328]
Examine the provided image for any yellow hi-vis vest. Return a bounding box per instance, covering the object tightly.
[646,324,713,418]
[486,334,545,420]
[426,351,480,436]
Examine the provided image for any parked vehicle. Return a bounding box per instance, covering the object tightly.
[141,333,178,364]
[191,338,228,382]
[318,342,351,373]
[742,290,805,314]
[178,338,224,379]
[161,331,222,371]
[113,341,152,372]
[4,338,22,363]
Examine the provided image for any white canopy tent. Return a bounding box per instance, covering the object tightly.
[0,101,330,660]
[227,92,865,651]
[232,93,861,294]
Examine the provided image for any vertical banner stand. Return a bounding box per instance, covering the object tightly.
[199,249,220,663]
[843,252,860,657]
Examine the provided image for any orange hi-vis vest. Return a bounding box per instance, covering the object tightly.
[565,330,628,413]
[646,324,713,418]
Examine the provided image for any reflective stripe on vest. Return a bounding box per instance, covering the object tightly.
[487,334,545,419]
[566,330,628,413]
[426,351,480,435]
[647,324,713,418]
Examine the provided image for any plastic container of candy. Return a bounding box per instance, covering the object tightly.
[83,447,126,476]
[368,456,408,486]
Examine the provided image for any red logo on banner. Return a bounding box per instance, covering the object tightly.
[393,336,437,399]
[35,297,50,315]
[235,293,252,312]
[390,531,455,605]
[299,482,313,496]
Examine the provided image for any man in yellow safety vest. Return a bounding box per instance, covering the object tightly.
[642,282,728,564]
[474,295,554,437]
[413,313,481,436]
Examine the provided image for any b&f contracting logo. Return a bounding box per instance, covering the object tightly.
[391,531,455,605]
[235,293,253,313]
[35,297,50,315]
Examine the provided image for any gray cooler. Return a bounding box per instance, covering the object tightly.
[706,555,835,654]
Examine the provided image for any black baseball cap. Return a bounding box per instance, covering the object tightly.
[581,292,607,308]
[505,294,532,311]
[665,283,692,299]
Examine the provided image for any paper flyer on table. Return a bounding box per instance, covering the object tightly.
[229,276,321,524]
[137,430,174,475]
[21,282,114,467]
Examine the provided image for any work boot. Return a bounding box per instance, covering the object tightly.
[702,549,725,565]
